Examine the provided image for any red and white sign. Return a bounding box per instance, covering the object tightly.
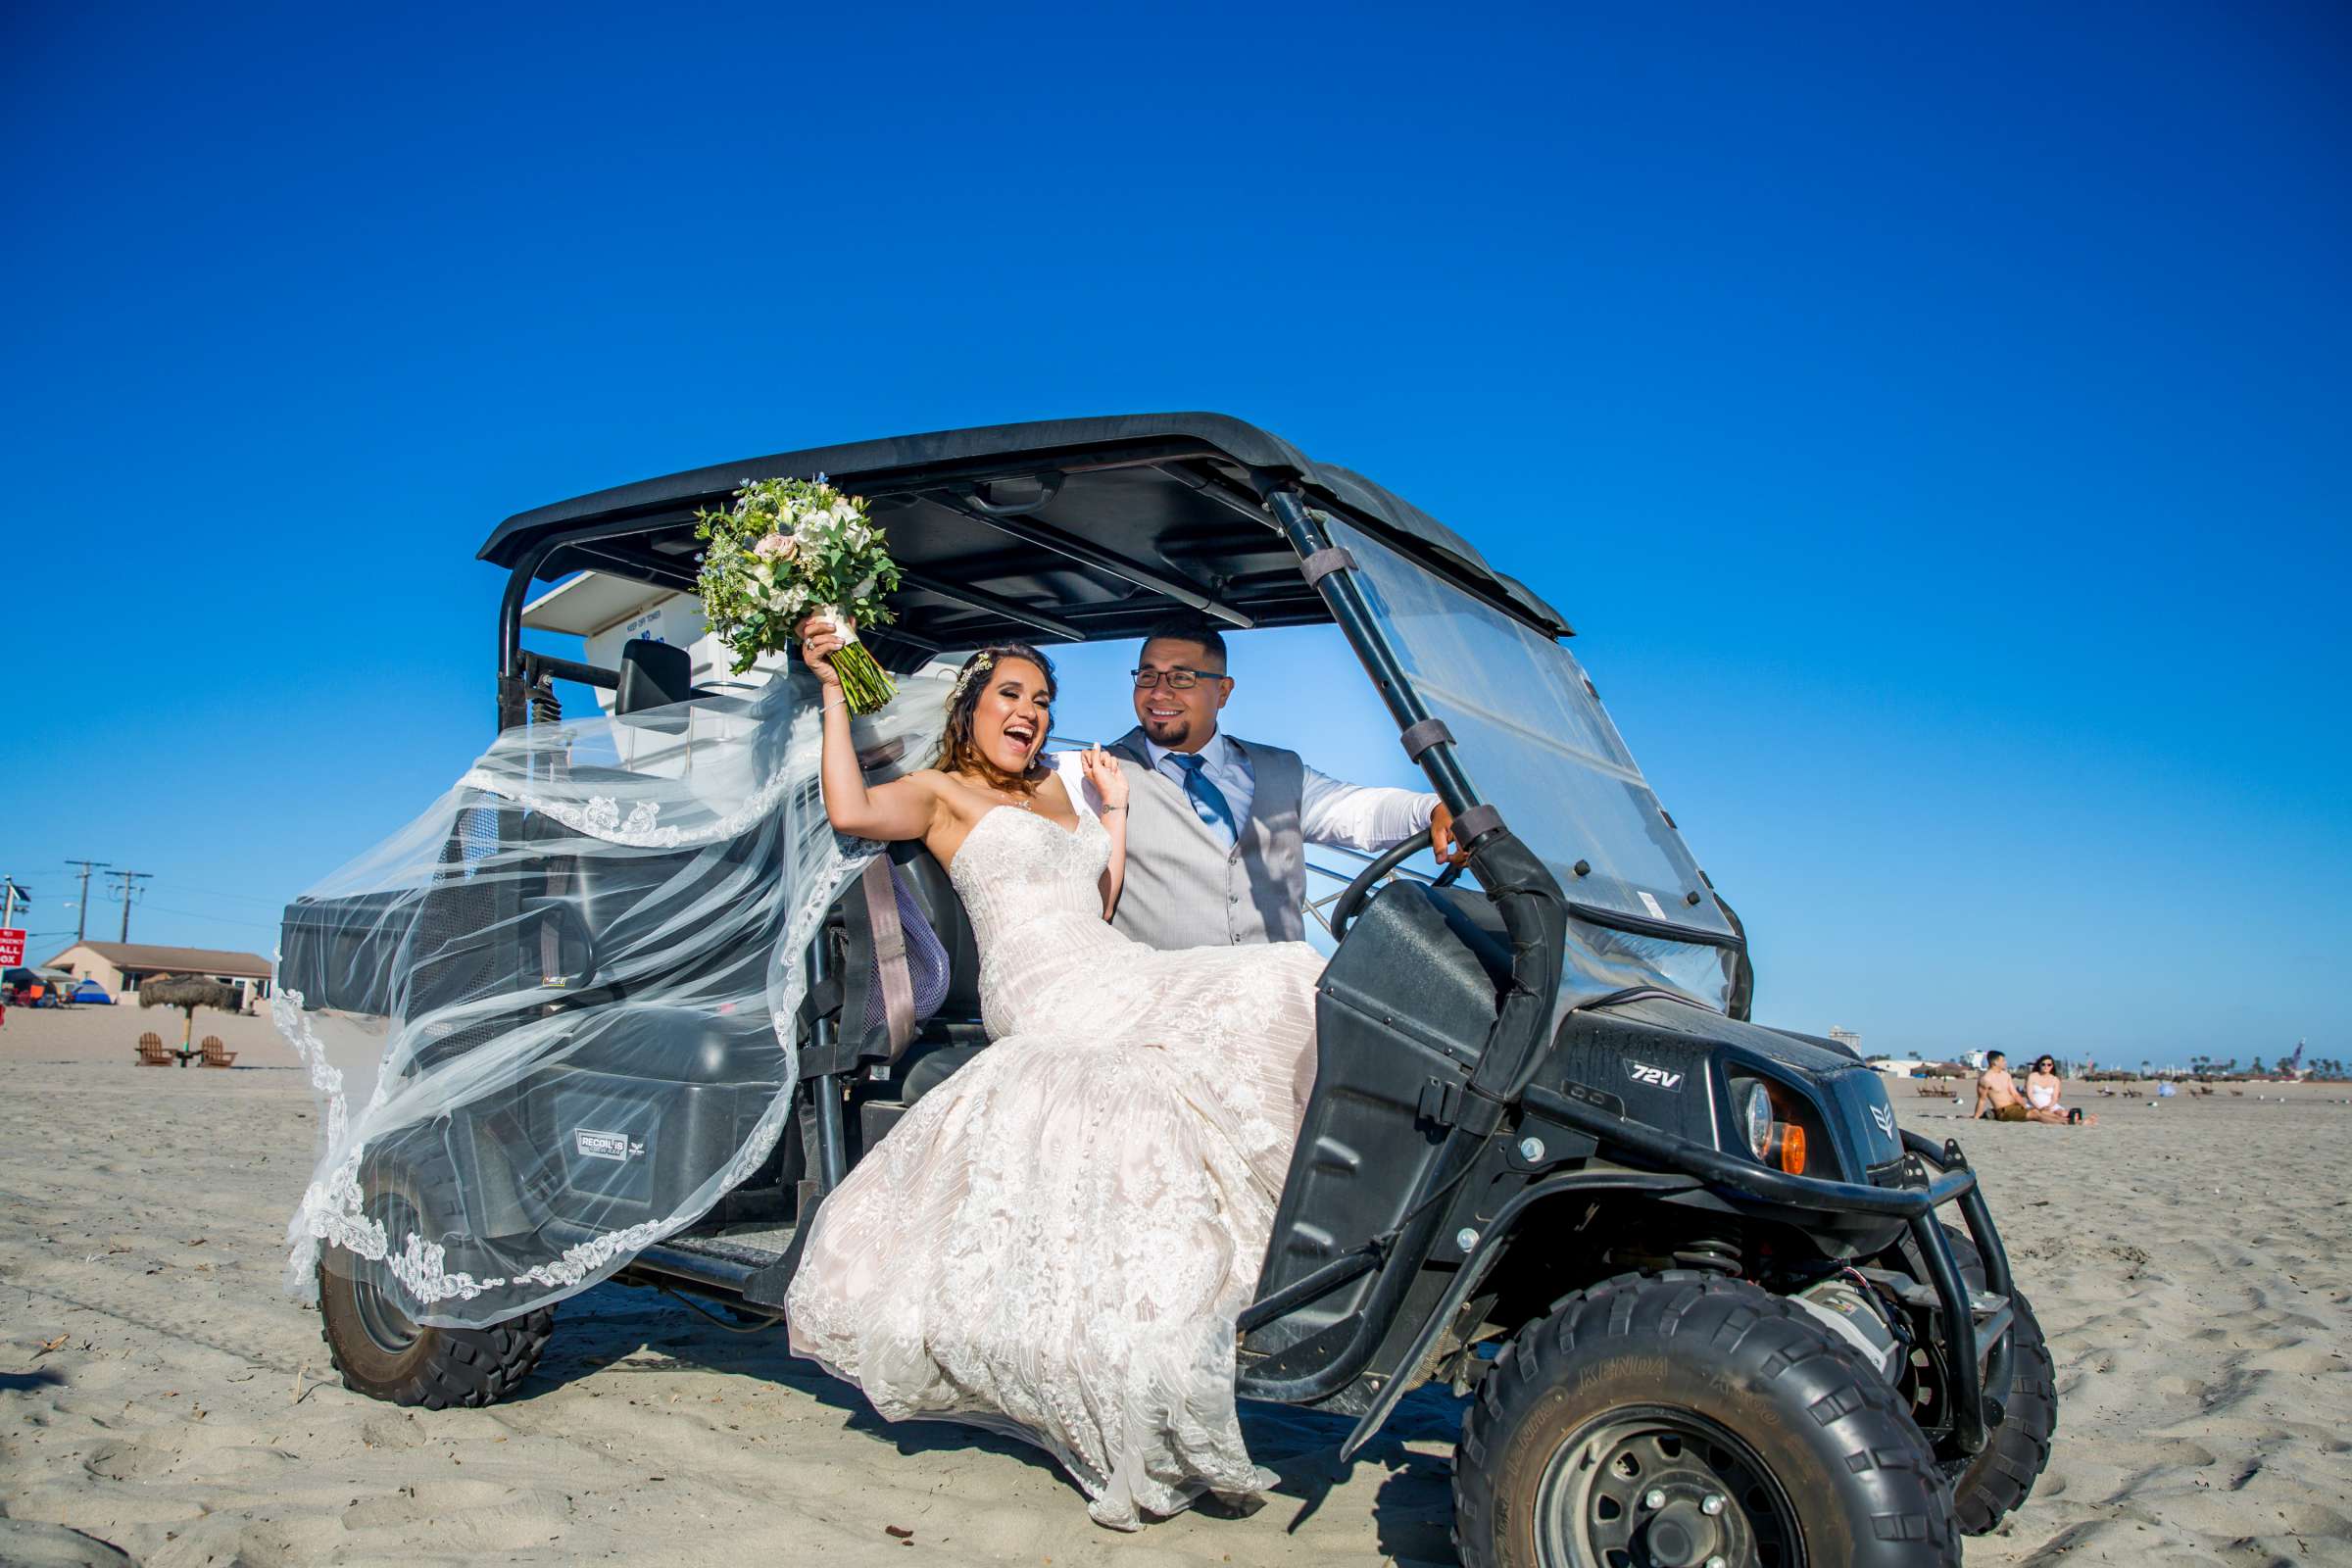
[0,929,25,967]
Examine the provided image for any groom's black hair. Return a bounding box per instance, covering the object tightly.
[1141,611,1228,671]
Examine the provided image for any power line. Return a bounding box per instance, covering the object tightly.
[135,904,280,931]
[147,881,288,908]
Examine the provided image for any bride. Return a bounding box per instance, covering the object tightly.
[783,628,1327,1529]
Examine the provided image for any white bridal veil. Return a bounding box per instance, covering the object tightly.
[274,666,953,1329]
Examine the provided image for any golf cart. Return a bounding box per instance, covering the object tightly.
[282,415,2051,1566]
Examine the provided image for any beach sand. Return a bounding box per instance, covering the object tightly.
[2,999,300,1070]
[4,1006,2348,1565]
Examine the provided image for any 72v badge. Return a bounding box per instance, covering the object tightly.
[1625,1061,1685,1092]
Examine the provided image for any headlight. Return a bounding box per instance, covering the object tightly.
[1741,1081,1773,1160]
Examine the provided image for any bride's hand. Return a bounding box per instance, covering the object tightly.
[797,612,847,689]
[1079,745,1129,810]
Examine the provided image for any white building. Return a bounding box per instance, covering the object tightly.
[520,578,778,711]
[45,942,273,1010]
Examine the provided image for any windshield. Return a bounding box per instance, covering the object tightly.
[1323,515,1734,945]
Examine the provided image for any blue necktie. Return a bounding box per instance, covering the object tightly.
[1169,753,1238,849]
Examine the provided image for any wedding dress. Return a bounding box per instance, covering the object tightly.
[785,760,1326,1529]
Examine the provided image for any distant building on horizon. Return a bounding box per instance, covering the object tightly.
[1829,1027,1862,1055]
[44,942,273,1011]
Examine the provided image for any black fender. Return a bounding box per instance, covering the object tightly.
[1336,1168,1699,1462]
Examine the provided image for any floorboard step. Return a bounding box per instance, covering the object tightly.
[662,1221,799,1268]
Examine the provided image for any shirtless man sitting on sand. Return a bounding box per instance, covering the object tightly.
[1975,1052,2032,1121]
[1975,1051,2090,1124]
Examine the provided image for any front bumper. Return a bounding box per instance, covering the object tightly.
[1893,1130,2015,1455]
[1520,1086,2016,1454]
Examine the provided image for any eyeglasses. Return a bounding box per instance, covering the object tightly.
[1130,666,1227,690]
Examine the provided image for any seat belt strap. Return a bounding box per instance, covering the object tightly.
[861,857,917,1059]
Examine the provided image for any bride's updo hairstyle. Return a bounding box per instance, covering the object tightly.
[933,643,1058,786]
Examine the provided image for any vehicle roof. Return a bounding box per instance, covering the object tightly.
[478,414,1569,654]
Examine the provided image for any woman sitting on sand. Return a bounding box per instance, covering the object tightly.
[2025,1055,2092,1124]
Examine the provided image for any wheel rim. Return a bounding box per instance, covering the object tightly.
[1535,1404,1802,1568]
[350,1194,422,1355]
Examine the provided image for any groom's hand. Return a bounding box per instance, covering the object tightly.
[1430,804,1470,865]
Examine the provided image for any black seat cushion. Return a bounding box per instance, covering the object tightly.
[899,1040,987,1104]
[616,638,694,714]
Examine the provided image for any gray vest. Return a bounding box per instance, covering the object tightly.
[1103,728,1306,950]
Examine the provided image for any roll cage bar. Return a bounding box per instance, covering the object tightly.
[488,432,1739,965]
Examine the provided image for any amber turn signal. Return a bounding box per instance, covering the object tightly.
[1766,1122,1807,1175]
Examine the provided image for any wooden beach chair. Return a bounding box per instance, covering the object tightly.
[135,1032,172,1067]
[199,1036,237,1069]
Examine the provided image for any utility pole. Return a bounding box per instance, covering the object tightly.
[108,869,153,943]
[1,876,30,928]
[65,859,109,944]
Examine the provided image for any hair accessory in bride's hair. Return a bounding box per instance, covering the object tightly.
[947,651,996,711]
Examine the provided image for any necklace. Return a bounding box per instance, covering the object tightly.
[964,770,1042,813]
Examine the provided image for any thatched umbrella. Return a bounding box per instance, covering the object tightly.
[139,974,243,1050]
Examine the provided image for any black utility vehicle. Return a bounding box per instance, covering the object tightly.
[289,416,2052,1566]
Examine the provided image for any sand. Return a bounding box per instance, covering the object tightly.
[2,1001,300,1070]
[4,1004,2348,1566]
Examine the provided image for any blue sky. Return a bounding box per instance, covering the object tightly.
[3,3,2344,1064]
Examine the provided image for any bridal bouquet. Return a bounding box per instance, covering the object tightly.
[696,477,903,712]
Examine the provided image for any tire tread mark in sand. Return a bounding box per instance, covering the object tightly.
[11,1280,309,1379]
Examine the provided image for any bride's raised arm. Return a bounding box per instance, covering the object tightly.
[805,620,937,843]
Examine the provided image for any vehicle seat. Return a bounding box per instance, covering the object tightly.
[615,638,694,714]
[829,840,989,1155]
[884,839,982,1033]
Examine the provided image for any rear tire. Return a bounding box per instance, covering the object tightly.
[1453,1271,1957,1568]
[317,1166,553,1409]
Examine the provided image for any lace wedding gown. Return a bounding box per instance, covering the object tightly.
[785,768,1325,1529]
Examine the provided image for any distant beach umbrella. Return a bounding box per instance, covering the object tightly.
[138,974,242,1048]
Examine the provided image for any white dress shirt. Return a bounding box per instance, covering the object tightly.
[1143,731,1440,853]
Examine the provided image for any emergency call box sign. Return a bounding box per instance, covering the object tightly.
[0,929,24,967]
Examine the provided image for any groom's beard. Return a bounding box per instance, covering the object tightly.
[1140,711,1207,749]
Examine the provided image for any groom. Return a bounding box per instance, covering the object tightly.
[1104,612,1459,950]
